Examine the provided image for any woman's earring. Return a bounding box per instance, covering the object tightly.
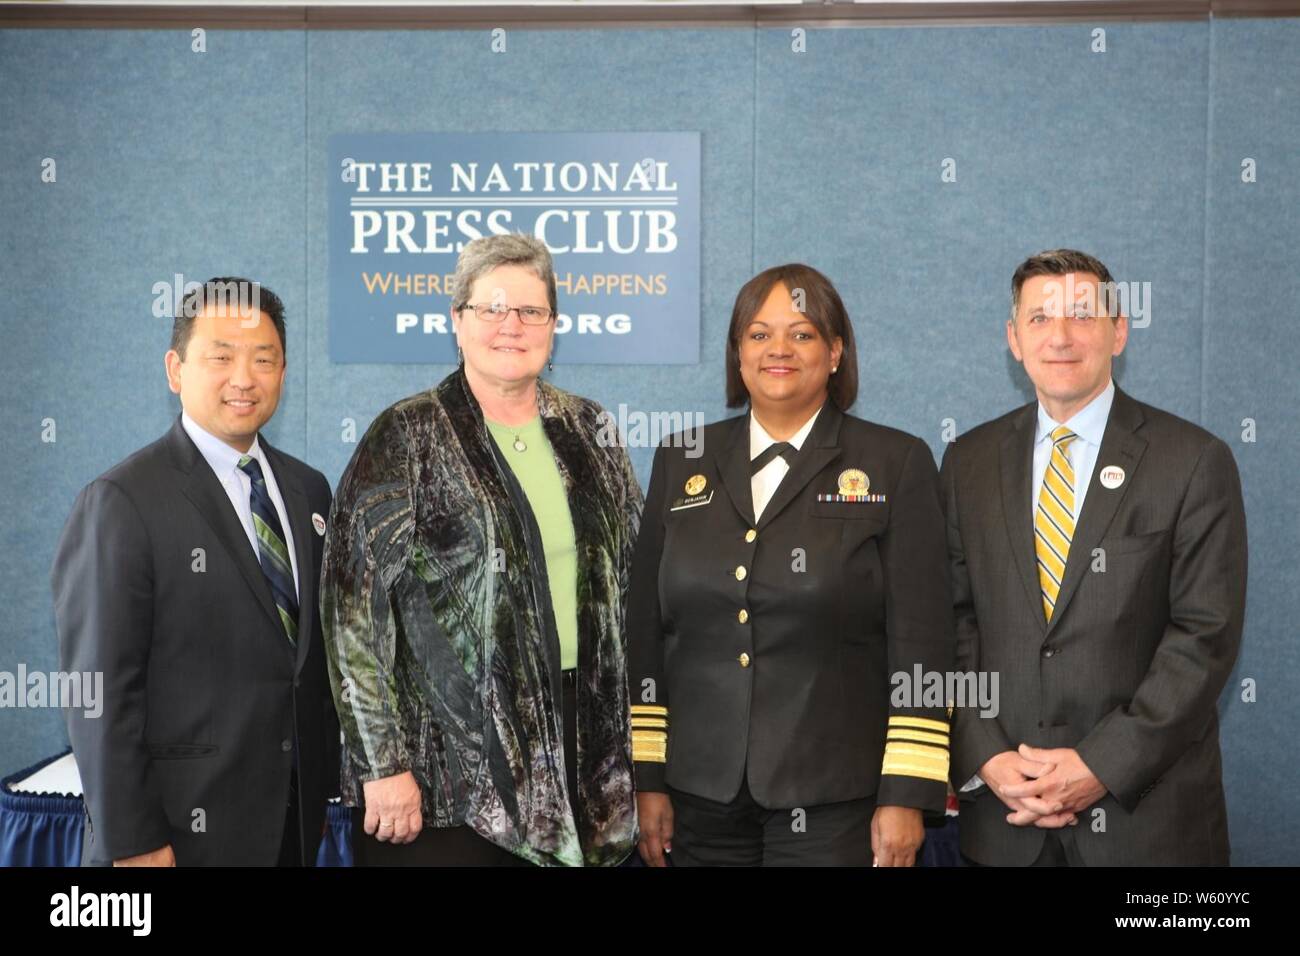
[457,346,464,365]
[548,355,554,373]
[832,366,838,374]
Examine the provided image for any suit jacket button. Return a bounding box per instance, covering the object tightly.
[735,565,747,581]
[281,739,293,752]
[745,529,757,543]
[738,653,751,668]
[738,609,749,624]
[1042,647,1055,658]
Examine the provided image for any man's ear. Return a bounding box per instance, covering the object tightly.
[1005,320,1024,363]
[1112,314,1130,357]
[164,350,183,395]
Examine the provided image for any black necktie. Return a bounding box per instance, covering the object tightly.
[750,441,797,476]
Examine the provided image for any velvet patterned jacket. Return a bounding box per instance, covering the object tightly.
[321,368,642,866]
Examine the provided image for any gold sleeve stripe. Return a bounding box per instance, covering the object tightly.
[881,757,950,783]
[631,717,668,729]
[886,729,949,747]
[888,716,950,735]
[883,739,950,779]
[631,705,669,716]
[883,743,948,765]
[631,728,667,763]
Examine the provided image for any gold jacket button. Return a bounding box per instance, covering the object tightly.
[735,565,747,581]
[738,609,749,624]
[745,529,757,543]
[738,653,751,668]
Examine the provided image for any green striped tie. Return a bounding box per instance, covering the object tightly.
[238,455,298,644]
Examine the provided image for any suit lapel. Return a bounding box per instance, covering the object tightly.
[716,415,756,526]
[999,404,1046,634]
[263,442,316,675]
[755,403,844,532]
[167,418,285,639]
[1046,388,1148,637]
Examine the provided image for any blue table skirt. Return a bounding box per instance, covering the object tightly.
[0,750,352,867]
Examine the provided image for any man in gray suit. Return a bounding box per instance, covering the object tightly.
[53,278,338,866]
[943,249,1246,865]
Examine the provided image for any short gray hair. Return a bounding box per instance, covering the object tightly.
[450,232,558,318]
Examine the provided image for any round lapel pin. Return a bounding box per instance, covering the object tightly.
[1099,466,1125,490]
[312,512,327,536]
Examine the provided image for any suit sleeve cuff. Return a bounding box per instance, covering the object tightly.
[879,714,950,813]
[631,704,668,793]
[876,775,948,814]
[951,711,1014,786]
[1075,734,1141,813]
[93,814,173,865]
[633,760,667,793]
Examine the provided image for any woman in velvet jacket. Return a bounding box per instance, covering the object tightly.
[322,233,641,866]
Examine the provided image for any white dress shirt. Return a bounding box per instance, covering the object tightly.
[1031,378,1115,524]
[961,378,1116,793]
[181,411,300,598]
[749,405,822,522]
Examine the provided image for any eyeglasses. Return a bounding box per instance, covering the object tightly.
[461,303,554,325]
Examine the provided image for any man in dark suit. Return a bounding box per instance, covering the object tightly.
[53,278,339,866]
[943,249,1246,865]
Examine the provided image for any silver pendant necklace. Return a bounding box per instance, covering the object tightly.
[511,433,527,453]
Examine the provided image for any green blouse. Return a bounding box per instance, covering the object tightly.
[485,415,579,670]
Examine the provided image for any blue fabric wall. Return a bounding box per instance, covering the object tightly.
[2,20,1294,864]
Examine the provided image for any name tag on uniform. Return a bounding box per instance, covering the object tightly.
[670,491,714,511]
[671,474,713,511]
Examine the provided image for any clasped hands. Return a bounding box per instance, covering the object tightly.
[979,744,1106,828]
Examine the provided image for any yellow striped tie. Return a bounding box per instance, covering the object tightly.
[1035,426,1078,622]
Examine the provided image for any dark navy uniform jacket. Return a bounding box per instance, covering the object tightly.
[628,401,954,813]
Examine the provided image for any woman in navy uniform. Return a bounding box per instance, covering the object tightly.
[629,264,955,866]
